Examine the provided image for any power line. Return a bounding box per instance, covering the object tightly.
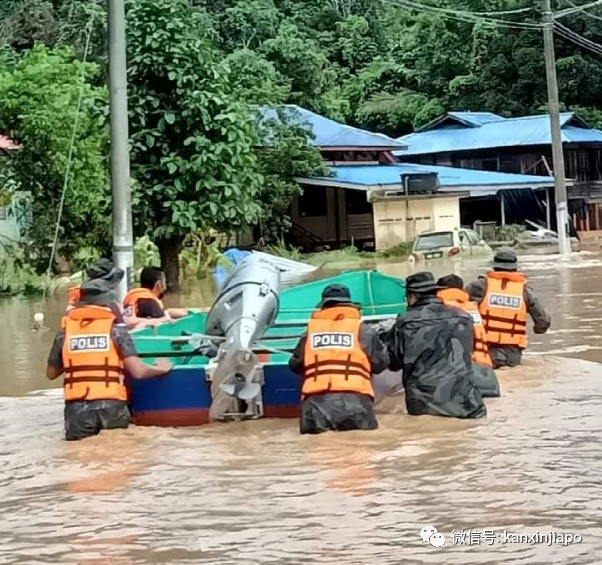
[554,0,602,18]
[564,0,602,21]
[554,20,602,55]
[387,0,543,29]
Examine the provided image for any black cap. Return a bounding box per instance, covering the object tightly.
[317,283,355,307]
[406,271,442,294]
[78,279,117,305]
[492,247,518,271]
[86,258,124,287]
[436,274,464,290]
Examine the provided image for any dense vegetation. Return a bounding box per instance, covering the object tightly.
[0,0,601,290]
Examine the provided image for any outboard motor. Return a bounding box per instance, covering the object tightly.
[205,254,281,419]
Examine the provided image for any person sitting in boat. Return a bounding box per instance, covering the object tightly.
[466,248,551,369]
[46,279,173,441]
[67,258,125,323]
[437,274,500,398]
[383,272,486,419]
[123,266,191,329]
[288,283,389,434]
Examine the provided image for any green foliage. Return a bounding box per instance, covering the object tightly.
[134,236,160,270]
[72,246,101,274]
[0,45,110,270]
[255,106,327,242]
[126,0,264,246]
[0,237,54,297]
[379,242,413,258]
[179,232,224,280]
[265,241,303,261]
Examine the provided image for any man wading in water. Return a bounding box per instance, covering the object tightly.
[466,247,551,369]
[46,279,172,440]
[383,272,486,419]
[288,284,389,434]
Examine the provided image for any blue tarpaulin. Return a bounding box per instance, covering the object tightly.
[213,248,251,290]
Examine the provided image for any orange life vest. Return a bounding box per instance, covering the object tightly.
[479,271,528,349]
[67,285,81,306]
[123,288,164,317]
[302,306,373,398]
[438,288,493,368]
[61,305,127,402]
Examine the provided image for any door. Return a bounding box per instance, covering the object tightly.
[458,230,471,255]
[465,229,490,256]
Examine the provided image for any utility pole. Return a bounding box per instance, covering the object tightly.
[108,0,135,300]
[542,0,570,255]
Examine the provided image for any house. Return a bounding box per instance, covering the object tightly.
[255,106,558,250]
[395,111,602,234]
[300,163,557,251]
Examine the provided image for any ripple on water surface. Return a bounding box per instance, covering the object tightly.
[1,253,602,563]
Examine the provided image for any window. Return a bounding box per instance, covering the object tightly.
[0,206,6,221]
[414,232,454,251]
[299,187,327,217]
[465,230,481,245]
[346,189,371,215]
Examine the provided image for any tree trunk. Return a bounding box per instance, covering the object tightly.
[158,237,183,293]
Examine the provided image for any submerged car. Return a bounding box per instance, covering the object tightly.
[409,228,493,262]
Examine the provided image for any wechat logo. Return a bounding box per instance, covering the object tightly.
[420,525,446,547]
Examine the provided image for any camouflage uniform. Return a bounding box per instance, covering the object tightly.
[466,248,551,369]
[470,363,500,397]
[384,295,487,419]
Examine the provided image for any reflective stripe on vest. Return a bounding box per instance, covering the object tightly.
[437,288,493,368]
[302,306,374,398]
[478,271,528,349]
[61,305,127,402]
[123,288,164,316]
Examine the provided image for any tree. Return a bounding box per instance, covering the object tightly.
[0,45,110,270]
[254,107,327,242]
[126,0,265,291]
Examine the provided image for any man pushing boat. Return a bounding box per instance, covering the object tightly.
[383,272,486,419]
[288,284,389,434]
[47,279,172,440]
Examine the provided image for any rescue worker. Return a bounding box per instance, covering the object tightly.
[46,279,173,440]
[123,266,191,328]
[466,247,551,369]
[383,272,486,419]
[437,274,500,398]
[288,284,390,434]
[67,258,125,322]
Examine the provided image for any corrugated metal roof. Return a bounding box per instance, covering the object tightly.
[448,112,505,126]
[395,112,602,156]
[299,164,555,197]
[257,105,406,149]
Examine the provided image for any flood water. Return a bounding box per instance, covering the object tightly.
[1,250,601,564]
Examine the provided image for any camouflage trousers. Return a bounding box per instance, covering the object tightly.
[64,400,132,441]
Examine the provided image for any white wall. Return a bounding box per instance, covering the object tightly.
[372,195,460,250]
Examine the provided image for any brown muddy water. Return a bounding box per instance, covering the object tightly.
[1,251,601,564]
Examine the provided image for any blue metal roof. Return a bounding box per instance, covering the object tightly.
[395,112,602,156]
[257,105,406,149]
[299,164,555,197]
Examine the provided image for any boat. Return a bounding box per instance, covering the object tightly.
[128,269,407,427]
